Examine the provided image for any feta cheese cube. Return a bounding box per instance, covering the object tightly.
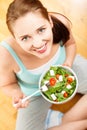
[59,75,63,81]
[41,85,48,92]
[44,80,49,84]
[61,90,66,94]
[51,94,57,100]
[50,70,55,76]
[66,84,72,89]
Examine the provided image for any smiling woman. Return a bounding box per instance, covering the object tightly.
[11,12,53,58]
[0,0,87,130]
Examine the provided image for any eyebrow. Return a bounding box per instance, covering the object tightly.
[37,24,46,30]
[19,24,46,38]
[19,34,29,39]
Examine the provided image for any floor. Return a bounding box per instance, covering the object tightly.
[0,0,87,130]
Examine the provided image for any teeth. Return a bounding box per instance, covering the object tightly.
[37,45,45,51]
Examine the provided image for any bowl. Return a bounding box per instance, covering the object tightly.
[39,65,78,104]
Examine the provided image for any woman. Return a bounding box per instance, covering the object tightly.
[0,0,87,129]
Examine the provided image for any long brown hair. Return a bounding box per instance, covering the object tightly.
[6,0,70,45]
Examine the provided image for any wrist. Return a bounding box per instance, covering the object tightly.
[63,61,72,68]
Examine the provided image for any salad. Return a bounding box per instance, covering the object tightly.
[40,65,78,104]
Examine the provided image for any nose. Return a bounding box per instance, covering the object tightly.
[32,35,42,48]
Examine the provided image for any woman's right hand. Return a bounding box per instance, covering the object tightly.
[12,91,29,109]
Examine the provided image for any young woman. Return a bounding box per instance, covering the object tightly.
[0,0,87,129]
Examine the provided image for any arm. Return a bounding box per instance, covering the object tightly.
[49,12,77,67]
[0,47,29,109]
[0,83,29,109]
[56,13,77,67]
[0,46,22,97]
[63,30,77,67]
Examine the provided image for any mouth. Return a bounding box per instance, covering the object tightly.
[35,43,47,54]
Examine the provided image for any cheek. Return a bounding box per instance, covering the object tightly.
[15,37,21,45]
[16,39,25,49]
[45,29,53,40]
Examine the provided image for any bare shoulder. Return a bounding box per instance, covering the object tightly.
[49,12,71,29]
[0,37,14,62]
[0,38,17,87]
[0,38,14,71]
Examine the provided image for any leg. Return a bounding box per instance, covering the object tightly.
[46,95,87,130]
[72,55,87,94]
[48,120,87,130]
[62,94,87,123]
[15,96,51,130]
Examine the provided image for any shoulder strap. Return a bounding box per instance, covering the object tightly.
[0,41,26,71]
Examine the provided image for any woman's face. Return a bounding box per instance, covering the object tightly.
[13,12,53,58]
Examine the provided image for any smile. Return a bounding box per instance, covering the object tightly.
[36,44,47,53]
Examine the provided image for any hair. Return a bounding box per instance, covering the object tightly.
[6,0,70,45]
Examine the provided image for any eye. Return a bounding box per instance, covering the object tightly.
[39,28,46,34]
[21,35,29,41]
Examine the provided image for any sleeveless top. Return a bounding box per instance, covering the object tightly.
[0,41,66,96]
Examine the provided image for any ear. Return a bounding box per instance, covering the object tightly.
[48,15,53,28]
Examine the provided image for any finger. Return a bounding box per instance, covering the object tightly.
[13,98,22,108]
[21,100,29,108]
[12,97,19,106]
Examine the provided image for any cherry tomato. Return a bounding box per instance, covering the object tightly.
[65,74,69,77]
[49,78,56,86]
[63,92,68,98]
[67,77,73,83]
[56,74,60,79]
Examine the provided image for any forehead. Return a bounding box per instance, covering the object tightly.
[12,12,49,36]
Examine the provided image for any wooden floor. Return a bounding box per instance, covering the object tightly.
[0,0,87,130]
